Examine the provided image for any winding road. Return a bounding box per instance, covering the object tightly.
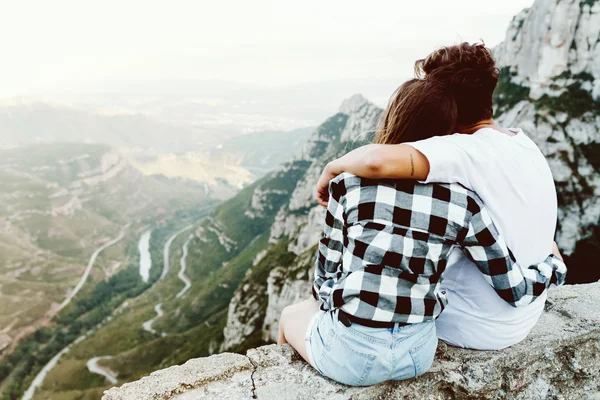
[141,225,193,334]
[22,336,86,400]
[22,226,129,399]
[58,226,127,311]
[142,303,164,335]
[175,235,193,298]
[161,225,193,280]
[23,224,199,398]
[87,356,118,384]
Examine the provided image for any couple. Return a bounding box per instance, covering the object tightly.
[277,42,567,386]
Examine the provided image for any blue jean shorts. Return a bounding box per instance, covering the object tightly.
[305,309,438,386]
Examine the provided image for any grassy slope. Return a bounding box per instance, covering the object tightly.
[31,160,310,398]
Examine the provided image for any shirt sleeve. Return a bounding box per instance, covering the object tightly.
[406,134,474,188]
[312,176,347,309]
[459,197,567,307]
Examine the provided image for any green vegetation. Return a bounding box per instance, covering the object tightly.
[581,0,597,8]
[0,182,214,400]
[580,142,600,171]
[512,16,525,41]
[536,81,600,120]
[493,67,531,116]
[0,252,153,399]
[494,67,600,121]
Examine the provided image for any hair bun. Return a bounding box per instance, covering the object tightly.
[415,42,499,87]
[413,42,499,126]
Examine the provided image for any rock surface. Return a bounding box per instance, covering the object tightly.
[495,0,600,100]
[494,0,600,261]
[103,282,600,400]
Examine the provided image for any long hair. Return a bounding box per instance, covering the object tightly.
[375,79,458,145]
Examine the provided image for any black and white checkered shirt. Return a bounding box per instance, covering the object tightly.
[312,173,567,324]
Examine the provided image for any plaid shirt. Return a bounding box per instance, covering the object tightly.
[312,173,567,324]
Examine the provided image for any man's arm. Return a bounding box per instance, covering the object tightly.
[315,144,429,207]
[312,177,347,308]
[461,200,567,307]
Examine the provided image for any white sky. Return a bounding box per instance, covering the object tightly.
[0,0,534,98]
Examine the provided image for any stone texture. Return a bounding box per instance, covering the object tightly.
[261,265,313,342]
[104,282,600,400]
[496,100,600,254]
[220,269,266,352]
[495,0,600,100]
[102,353,252,400]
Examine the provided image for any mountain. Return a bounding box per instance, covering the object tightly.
[493,0,600,283]
[0,102,199,153]
[127,127,314,188]
[212,127,315,175]
[0,102,313,188]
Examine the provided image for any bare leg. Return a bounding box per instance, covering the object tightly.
[278,297,320,364]
[277,317,288,344]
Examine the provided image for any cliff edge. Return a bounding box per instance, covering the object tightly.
[103,282,600,400]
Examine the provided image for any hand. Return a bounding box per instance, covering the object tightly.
[315,162,337,208]
[552,241,563,262]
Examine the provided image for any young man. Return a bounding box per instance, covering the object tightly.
[315,42,563,350]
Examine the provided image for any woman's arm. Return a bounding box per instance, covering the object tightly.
[462,203,567,307]
[315,144,430,207]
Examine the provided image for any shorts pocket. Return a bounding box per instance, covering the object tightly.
[318,328,377,386]
[408,324,438,377]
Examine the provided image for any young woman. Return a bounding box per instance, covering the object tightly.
[278,78,566,386]
[313,43,566,351]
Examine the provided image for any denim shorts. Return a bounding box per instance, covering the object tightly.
[305,309,438,386]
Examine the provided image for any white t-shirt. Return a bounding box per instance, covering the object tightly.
[408,127,557,350]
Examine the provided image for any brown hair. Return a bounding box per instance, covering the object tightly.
[375,79,458,145]
[414,42,499,127]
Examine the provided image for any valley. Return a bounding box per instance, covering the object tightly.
[0,140,222,399]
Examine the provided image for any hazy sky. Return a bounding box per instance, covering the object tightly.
[0,0,533,98]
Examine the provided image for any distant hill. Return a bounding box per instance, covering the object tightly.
[213,127,314,174]
[0,102,198,152]
[0,102,313,186]
[127,127,314,188]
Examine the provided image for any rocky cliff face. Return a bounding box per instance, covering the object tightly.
[494,0,600,283]
[103,282,600,400]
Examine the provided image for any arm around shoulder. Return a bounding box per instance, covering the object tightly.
[329,144,430,180]
[314,143,430,207]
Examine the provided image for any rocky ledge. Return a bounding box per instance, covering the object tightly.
[103,282,600,400]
